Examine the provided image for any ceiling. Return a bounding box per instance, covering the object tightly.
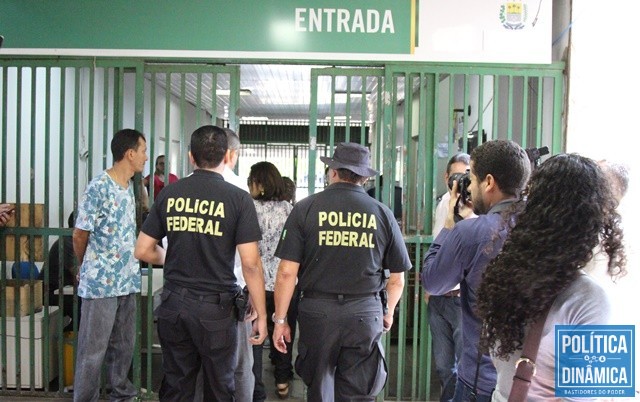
[149,64,385,123]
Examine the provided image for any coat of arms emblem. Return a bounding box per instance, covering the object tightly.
[500,1,528,30]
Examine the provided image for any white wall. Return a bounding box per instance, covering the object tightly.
[567,0,640,384]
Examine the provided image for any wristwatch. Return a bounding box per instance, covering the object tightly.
[271,312,287,324]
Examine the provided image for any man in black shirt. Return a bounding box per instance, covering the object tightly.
[135,125,267,401]
[272,142,412,401]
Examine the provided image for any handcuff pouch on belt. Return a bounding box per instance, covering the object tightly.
[233,286,249,321]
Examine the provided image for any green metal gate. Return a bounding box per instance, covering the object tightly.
[308,62,565,401]
[1,56,565,400]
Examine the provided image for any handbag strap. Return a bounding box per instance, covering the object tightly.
[508,309,550,402]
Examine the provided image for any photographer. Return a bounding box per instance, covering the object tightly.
[421,140,531,402]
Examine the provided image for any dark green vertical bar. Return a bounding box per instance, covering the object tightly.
[449,75,459,153]
[551,76,564,155]
[507,75,514,140]
[0,66,7,392]
[329,76,336,150]
[14,65,23,390]
[134,61,145,396]
[535,77,543,147]
[521,76,529,145]
[478,75,485,144]
[44,65,54,391]
[360,75,367,146]
[88,67,95,177]
[492,75,500,139]
[345,76,351,142]
[196,73,203,127]
[28,66,37,391]
[179,73,186,177]
[116,67,124,131]
[462,74,469,146]
[102,68,109,171]
[211,72,217,124]
[162,72,170,201]
[308,69,318,195]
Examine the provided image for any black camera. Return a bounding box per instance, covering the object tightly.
[448,170,471,204]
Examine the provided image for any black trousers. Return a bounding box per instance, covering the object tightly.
[253,288,299,401]
[157,286,237,402]
[295,295,387,402]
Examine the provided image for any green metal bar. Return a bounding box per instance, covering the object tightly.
[345,76,351,142]
[329,76,336,149]
[0,66,7,392]
[179,72,186,180]
[478,75,485,144]
[308,69,319,195]
[102,68,109,171]
[43,67,54,391]
[196,72,203,126]
[462,74,469,149]
[14,66,23,391]
[211,72,217,124]
[163,72,171,200]
[521,76,529,145]
[360,76,367,147]
[493,75,500,140]
[448,75,458,153]
[535,77,543,147]
[134,61,145,396]
[88,66,95,178]
[507,75,514,140]
[552,76,564,155]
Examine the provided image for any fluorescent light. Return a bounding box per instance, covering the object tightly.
[241,116,269,121]
[217,89,252,96]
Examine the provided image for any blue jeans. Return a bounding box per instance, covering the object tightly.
[428,295,463,402]
[453,379,492,402]
[74,294,137,402]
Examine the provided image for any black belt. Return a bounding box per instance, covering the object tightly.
[440,289,460,297]
[301,290,377,301]
[164,282,232,304]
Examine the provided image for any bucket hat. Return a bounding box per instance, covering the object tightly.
[320,142,378,177]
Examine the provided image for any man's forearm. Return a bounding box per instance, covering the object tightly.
[386,272,405,315]
[72,229,90,266]
[273,260,299,320]
[243,260,267,319]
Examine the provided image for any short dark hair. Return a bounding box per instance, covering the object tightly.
[446,152,470,174]
[282,177,296,204]
[190,125,227,169]
[336,168,366,184]
[471,140,531,197]
[111,129,145,162]
[248,161,285,201]
[155,155,165,165]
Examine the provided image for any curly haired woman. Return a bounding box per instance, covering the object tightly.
[477,153,626,401]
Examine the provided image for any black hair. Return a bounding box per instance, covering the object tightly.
[248,161,285,202]
[190,125,227,169]
[111,129,145,162]
[471,140,530,197]
[282,176,296,204]
[336,168,366,184]
[478,154,626,358]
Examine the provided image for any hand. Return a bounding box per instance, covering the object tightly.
[249,314,268,346]
[0,204,15,227]
[383,312,394,333]
[244,304,258,322]
[273,322,292,353]
[423,291,431,304]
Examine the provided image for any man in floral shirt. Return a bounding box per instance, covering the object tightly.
[72,129,148,402]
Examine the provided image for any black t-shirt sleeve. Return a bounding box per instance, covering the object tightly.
[382,209,412,273]
[274,203,305,263]
[234,192,262,245]
[140,193,166,240]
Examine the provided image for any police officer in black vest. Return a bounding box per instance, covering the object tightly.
[272,142,412,401]
[135,125,267,401]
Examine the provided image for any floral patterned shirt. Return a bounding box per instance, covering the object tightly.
[253,199,292,291]
[76,170,141,298]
